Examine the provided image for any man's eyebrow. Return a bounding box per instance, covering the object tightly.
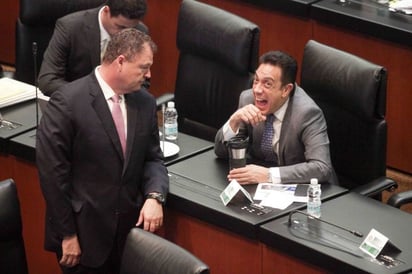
[255,75,275,82]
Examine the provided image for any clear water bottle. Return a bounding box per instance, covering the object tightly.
[307,178,321,218]
[164,101,178,140]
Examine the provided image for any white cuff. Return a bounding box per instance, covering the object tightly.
[269,167,281,184]
[222,121,238,141]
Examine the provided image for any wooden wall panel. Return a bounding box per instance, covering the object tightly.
[144,0,312,96]
[0,0,19,65]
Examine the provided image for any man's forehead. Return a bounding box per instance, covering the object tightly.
[255,64,278,80]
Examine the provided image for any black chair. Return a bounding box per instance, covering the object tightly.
[0,179,28,274]
[157,0,260,142]
[120,227,209,274]
[15,0,107,85]
[387,190,412,209]
[300,40,397,199]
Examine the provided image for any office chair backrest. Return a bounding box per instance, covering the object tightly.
[301,40,387,190]
[120,227,210,274]
[174,0,260,141]
[0,178,28,274]
[15,0,105,84]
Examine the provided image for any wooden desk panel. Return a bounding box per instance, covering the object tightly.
[262,245,328,274]
[10,156,60,274]
[0,153,14,180]
[164,208,262,274]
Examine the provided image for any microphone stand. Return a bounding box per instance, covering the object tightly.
[288,210,363,238]
[162,103,165,157]
[32,42,39,127]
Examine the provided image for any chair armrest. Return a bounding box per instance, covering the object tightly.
[352,176,398,197]
[156,93,175,109]
[387,190,412,208]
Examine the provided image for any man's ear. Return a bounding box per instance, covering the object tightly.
[281,83,294,98]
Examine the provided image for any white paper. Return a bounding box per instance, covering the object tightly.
[0,78,38,108]
[254,183,296,200]
[259,191,294,210]
[389,0,412,14]
[254,183,309,209]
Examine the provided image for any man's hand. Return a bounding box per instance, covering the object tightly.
[60,234,81,267]
[228,164,269,184]
[136,198,164,232]
[229,104,266,132]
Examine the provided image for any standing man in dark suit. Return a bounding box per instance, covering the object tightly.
[38,0,148,96]
[215,51,337,185]
[36,28,168,273]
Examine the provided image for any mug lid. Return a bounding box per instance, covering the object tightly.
[227,136,248,149]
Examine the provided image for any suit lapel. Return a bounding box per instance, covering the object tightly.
[278,94,294,166]
[124,94,138,166]
[89,76,125,161]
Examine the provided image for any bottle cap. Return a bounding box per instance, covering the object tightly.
[310,178,318,185]
[167,101,175,108]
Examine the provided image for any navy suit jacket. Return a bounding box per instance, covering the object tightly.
[36,72,169,267]
[215,86,337,184]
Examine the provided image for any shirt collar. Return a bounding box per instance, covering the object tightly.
[98,6,110,43]
[95,66,122,101]
[273,97,289,122]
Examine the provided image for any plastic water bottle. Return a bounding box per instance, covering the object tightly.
[307,178,321,218]
[164,101,178,140]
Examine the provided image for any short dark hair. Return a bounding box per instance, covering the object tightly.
[106,0,147,19]
[259,51,297,87]
[103,28,157,63]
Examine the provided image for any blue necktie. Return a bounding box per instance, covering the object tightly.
[261,114,278,164]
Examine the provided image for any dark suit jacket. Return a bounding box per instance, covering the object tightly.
[215,86,337,184]
[36,72,169,267]
[38,7,148,96]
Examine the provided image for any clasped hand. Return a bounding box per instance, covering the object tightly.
[229,104,266,131]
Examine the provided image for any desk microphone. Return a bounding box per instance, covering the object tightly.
[32,42,39,127]
[288,210,363,238]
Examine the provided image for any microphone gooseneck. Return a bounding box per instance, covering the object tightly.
[32,42,39,127]
[288,210,363,238]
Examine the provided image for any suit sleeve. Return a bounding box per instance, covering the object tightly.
[214,89,251,158]
[279,106,335,184]
[141,99,169,197]
[36,91,77,237]
[38,19,71,96]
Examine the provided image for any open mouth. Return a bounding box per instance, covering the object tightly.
[255,98,268,109]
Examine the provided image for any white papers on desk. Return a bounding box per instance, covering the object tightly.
[389,0,412,14]
[0,77,40,108]
[254,183,308,210]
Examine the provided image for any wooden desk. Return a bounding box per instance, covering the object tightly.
[165,149,348,273]
[260,192,412,273]
[0,100,38,152]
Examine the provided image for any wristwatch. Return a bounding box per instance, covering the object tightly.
[146,192,165,205]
